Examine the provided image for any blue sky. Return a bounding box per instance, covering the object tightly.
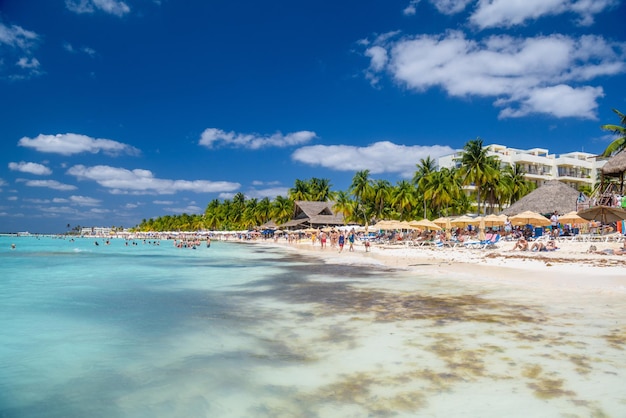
[1,0,625,233]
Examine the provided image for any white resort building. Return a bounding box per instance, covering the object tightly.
[437,144,606,190]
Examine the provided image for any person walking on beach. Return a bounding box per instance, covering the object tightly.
[550,211,559,230]
[338,231,345,253]
[347,229,355,252]
[320,231,327,249]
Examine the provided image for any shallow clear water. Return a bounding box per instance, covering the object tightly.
[1,236,625,417]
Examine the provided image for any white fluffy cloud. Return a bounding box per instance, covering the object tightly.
[18,133,140,156]
[497,84,604,118]
[0,21,41,79]
[21,179,77,191]
[69,195,101,206]
[199,128,317,149]
[431,0,473,14]
[469,0,618,29]
[8,161,52,175]
[164,205,203,214]
[67,165,241,195]
[245,186,290,200]
[365,31,624,119]
[292,141,455,177]
[403,0,420,15]
[65,0,130,17]
[0,22,38,49]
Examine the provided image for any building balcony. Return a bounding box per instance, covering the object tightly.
[524,172,552,181]
[511,154,554,165]
[555,157,592,169]
[556,175,593,184]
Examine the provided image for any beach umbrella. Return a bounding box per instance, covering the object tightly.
[578,206,626,225]
[558,211,587,224]
[372,220,396,230]
[450,215,481,227]
[478,217,486,241]
[409,219,442,230]
[397,220,418,230]
[509,210,551,227]
[445,217,453,239]
[481,214,507,227]
[432,216,451,227]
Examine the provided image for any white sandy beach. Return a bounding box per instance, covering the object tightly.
[255,237,626,293]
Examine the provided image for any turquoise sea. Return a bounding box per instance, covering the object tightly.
[1,235,625,417]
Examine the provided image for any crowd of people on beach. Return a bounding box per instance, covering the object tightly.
[278,228,362,252]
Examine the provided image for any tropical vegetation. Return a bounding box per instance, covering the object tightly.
[133,138,542,232]
[600,108,626,157]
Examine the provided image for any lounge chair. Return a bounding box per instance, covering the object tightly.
[480,233,501,249]
[463,239,483,249]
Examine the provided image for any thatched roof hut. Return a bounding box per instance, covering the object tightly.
[502,180,583,216]
[601,149,626,177]
[280,200,345,229]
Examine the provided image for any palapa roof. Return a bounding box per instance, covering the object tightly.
[281,200,345,228]
[502,180,582,216]
[601,149,626,177]
[293,200,337,219]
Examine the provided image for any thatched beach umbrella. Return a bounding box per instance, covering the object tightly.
[601,149,626,177]
[578,206,626,224]
[481,214,507,227]
[559,211,586,224]
[409,219,442,230]
[478,217,486,241]
[432,216,451,227]
[509,210,551,227]
[502,180,582,216]
[399,221,419,230]
[371,220,393,230]
[600,149,626,195]
[451,215,480,227]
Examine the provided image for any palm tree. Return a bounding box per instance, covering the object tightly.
[241,198,258,229]
[349,170,373,225]
[421,167,461,216]
[333,191,355,223]
[600,108,626,157]
[481,158,503,214]
[255,197,272,225]
[500,164,533,208]
[459,138,498,215]
[288,179,310,201]
[350,170,372,202]
[271,195,294,225]
[191,215,205,231]
[371,179,391,220]
[309,177,334,201]
[391,180,416,220]
[413,156,437,217]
